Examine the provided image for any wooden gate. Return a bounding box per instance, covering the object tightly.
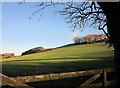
[0,68,114,88]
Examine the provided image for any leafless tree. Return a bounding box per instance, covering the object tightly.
[28,1,109,38]
[73,36,81,44]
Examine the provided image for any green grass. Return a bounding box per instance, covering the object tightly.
[2,42,114,77]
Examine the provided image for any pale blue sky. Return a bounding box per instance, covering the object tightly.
[1,2,103,55]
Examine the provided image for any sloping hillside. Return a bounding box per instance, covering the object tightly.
[2,42,114,77]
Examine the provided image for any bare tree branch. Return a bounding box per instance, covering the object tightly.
[27,1,108,40]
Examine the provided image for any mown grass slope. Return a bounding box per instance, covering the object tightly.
[2,42,114,77]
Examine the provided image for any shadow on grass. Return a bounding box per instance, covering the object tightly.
[2,59,114,77]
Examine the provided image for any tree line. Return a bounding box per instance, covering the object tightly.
[73,34,108,44]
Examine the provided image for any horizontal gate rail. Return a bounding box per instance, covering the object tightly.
[13,69,104,83]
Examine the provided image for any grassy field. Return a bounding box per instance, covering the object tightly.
[1,42,114,77]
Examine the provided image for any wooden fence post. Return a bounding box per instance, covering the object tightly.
[103,69,107,88]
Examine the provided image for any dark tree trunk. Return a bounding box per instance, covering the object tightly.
[98,2,120,88]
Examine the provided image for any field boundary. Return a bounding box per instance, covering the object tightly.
[0,68,114,88]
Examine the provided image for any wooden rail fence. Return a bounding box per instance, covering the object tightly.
[0,68,114,88]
